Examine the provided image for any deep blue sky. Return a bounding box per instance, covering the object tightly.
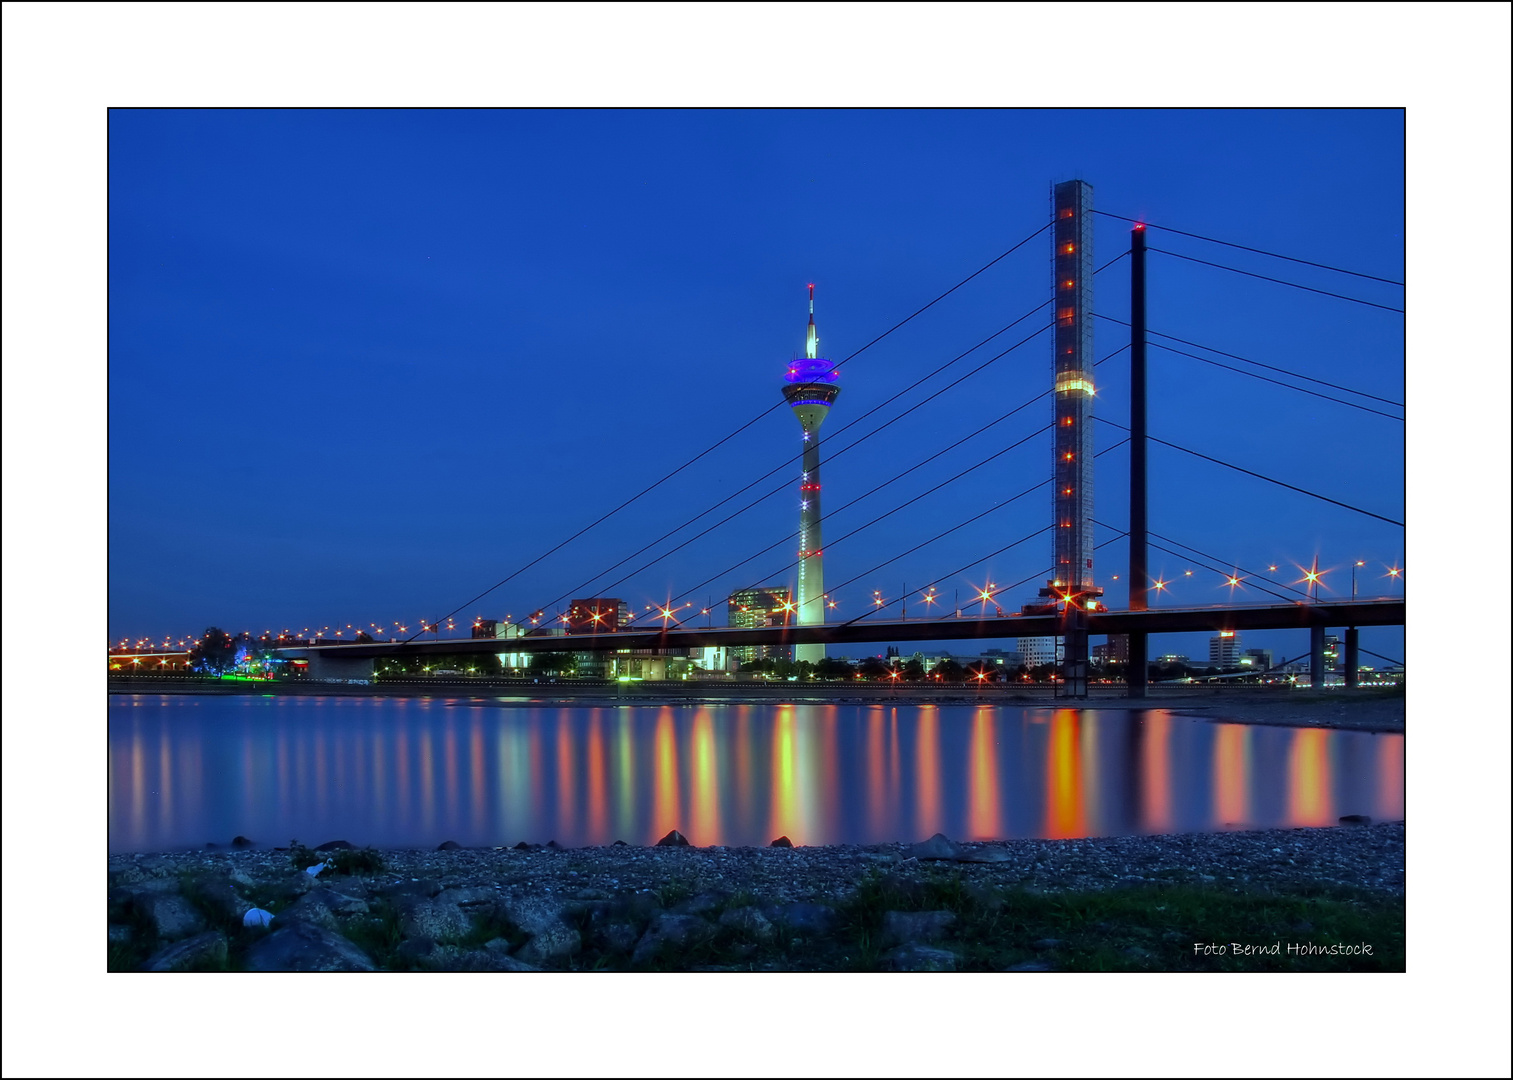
[109,108,1404,660]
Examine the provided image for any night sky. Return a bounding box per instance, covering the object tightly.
[108,109,1405,661]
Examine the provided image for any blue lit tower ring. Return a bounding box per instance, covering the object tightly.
[782,284,840,664]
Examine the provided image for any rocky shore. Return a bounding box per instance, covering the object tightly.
[108,821,1405,973]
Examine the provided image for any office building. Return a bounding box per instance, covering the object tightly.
[728,585,793,664]
[1210,630,1243,668]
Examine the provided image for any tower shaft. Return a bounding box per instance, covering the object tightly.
[1050,180,1098,602]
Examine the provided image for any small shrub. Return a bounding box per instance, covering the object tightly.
[329,848,386,875]
[287,840,323,871]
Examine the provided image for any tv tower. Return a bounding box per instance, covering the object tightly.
[782,284,841,664]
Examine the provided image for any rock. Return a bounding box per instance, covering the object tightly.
[1031,938,1064,951]
[315,840,355,851]
[138,893,206,941]
[1002,959,1053,972]
[769,836,794,848]
[907,833,964,860]
[397,897,475,942]
[231,836,253,848]
[956,846,1013,863]
[437,840,462,850]
[631,914,716,965]
[611,840,628,847]
[673,891,731,917]
[108,924,132,944]
[595,921,643,955]
[434,886,498,908]
[377,878,443,899]
[655,829,690,847]
[765,903,839,935]
[499,895,581,964]
[453,950,541,972]
[193,878,251,923]
[878,910,956,949]
[881,943,960,972]
[276,890,341,931]
[574,888,613,901]
[545,840,563,850]
[246,921,376,972]
[226,869,257,889]
[513,841,535,850]
[718,906,776,942]
[876,873,927,907]
[141,931,228,972]
[1339,814,1372,825]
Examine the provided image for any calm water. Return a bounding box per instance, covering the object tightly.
[107,696,1404,854]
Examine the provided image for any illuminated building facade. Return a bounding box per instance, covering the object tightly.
[782,285,841,664]
[1209,631,1243,667]
[728,585,793,664]
[566,598,631,634]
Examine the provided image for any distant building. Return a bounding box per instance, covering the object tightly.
[1324,634,1341,671]
[1209,631,1243,668]
[1017,636,1057,667]
[1156,653,1190,667]
[1240,648,1274,671]
[728,586,793,663]
[566,598,630,634]
[1093,634,1129,665]
[472,619,498,639]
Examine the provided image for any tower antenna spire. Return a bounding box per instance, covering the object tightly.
[805,283,818,359]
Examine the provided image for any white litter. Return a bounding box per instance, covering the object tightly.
[243,908,274,928]
[306,860,330,877]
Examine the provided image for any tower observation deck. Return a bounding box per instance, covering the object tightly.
[782,284,840,665]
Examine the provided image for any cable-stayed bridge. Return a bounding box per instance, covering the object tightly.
[265,180,1404,696]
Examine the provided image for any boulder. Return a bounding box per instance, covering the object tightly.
[193,878,252,923]
[631,914,716,965]
[881,943,960,972]
[611,840,628,847]
[594,921,643,955]
[498,895,581,964]
[907,833,964,860]
[655,829,690,847]
[434,887,499,908]
[718,906,776,942]
[673,891,731,917]
[1339,814,1372,826]
[769,836,794,848]
[246,922,376,972]
[437,840,462,850]
[397,896,474,942]
[764,903,839,935]
[878,910,956,949]
[141,931,228,972]
[231,836,254,848]
[108,924,132,944]
[377,878,443,899]
[314,840,355,851]
[138,893,206,941]
[955,846,1013,864]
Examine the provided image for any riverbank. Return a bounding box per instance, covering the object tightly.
[107,677,1405,732]
[108,821,1404,972]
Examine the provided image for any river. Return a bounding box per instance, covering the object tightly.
[107,694,1404,853]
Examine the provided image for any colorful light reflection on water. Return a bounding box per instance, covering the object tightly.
[107,697,1405,853]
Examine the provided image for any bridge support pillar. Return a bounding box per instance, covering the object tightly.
[1127,631,1148,699]
[1344,627,1360,688]
[1061,626,1089,699]
[1309,625,1326,689]
[304,652,376,684]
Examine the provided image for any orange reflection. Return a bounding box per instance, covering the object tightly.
[556,711,575,835]
[968,708,1002,840]
[866,710,887,838]
[1288,728,1333,826]
[1377,736,1404,819]
[770,707,799,842]
[586,711,608,843]
[1045,710,1085,839]
[691,709,720,844]
[915,707,940,838]
[158,725,174,829]
[734,708,753,828]
[651,708,680,841]
[1141,711,1173,833]
[616,710,635,833]
[1213,724,1251,827]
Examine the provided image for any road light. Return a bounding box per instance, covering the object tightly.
[1352,559,1366,600]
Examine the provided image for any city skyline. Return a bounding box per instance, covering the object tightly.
[107,109,1406,663]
